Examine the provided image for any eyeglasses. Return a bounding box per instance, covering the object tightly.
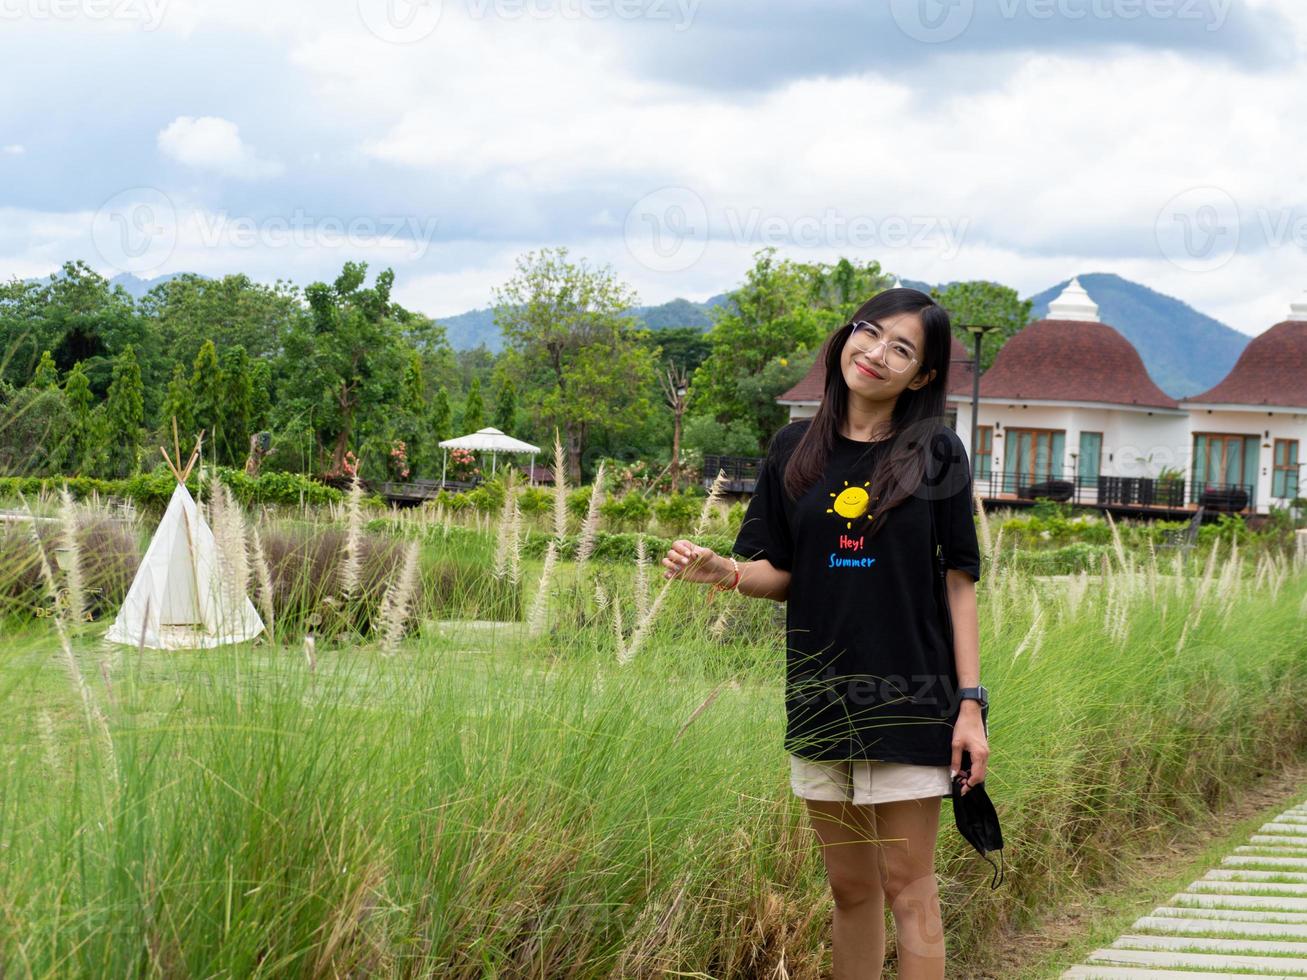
[846,320,919,374]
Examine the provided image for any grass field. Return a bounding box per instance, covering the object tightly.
[3,469,1307,977]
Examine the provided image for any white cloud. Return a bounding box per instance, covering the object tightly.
[2,145,24,156]
[157,115,283,179]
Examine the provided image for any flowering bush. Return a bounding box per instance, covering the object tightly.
[448,447,481,482]
[341,450,359,478]
[389,440,410,480]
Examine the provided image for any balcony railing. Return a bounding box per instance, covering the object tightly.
[972,470,1254,512]
[702,454,764,493]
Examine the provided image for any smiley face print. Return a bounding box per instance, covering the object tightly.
[827,479,875,529]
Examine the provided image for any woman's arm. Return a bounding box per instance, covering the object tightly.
[662,541,790,603]
[737,557,790,603]
[945,568,988,790]
[945,569,980,692]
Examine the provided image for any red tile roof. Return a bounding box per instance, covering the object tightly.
[778,336,976,403]
[977,319,1179,409]
[1182,320,1307,408]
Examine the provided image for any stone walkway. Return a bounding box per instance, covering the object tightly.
[1062,798,1307,977]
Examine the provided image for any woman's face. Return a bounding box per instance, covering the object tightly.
[839,310,935,402]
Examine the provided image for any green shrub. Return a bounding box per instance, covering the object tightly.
[599,492,652,533]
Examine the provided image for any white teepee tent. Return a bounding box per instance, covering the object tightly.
[105,435,264,650]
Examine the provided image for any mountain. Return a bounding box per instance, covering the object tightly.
[437,293,732,353]
[1026,273,1250,399]
[108,271,203,299]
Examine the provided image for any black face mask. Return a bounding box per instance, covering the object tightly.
[952,736,1005,890]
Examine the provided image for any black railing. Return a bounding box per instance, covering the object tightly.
[702,454,764,493]
[972,470,1253,512]
[375,477,482,502]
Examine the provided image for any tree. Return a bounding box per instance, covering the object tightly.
[105,345,144,476]
[31,350,59,389]
[461,376,484,433]
[426,385,452,472]
[493,246,658,484]
[63,360,102,474]
[687,249,890,452]
[277,262,410,475]
[218,345,253,466]
[191,340,223,448]
[930,281,1031,374]
[159,362,193,439]
[249,359,272,433]
[138,272,305,368]
[394,348,427,474]
[493,377,517,433]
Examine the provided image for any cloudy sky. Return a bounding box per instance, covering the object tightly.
[2,0,1304,334]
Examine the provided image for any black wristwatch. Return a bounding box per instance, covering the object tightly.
[958,685,988,710]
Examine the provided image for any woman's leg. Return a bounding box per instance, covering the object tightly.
[873,795,945,980]
[804,799,886,980]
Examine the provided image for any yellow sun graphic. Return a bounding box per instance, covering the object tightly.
[826,480,874,529]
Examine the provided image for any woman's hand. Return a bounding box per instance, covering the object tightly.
[662,540,731,586]
[950,705,989,795]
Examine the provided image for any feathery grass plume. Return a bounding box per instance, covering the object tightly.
[674,679,728,741]
[303,633,317,672]
[633,534,650,627]
[694,467,729,539]
[210,480,252,621]
[57,486,85,626]
[491,477,517,581]
[575,459,606,567]
[1194,537,1222,609]
[527,539,558,638]
[974,487,991,557]
[593,581,609,612]
[707,607,730,643]
[1103,508,1129,572]
[379,539,421,653]
[250,524,276,639]
[18,491,116,785]
[551,428,568,541]
[507,497,523,588]
[620,471,718,666]
[1012,596,1044,662]
[339,472,365,598]
[1065,568,1089,617]
[611,585,626,661]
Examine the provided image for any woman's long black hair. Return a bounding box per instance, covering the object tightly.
[780,287,954,541]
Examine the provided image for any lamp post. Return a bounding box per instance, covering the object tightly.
[961,323,1002,485]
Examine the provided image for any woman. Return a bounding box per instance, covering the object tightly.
[663,287,987,979]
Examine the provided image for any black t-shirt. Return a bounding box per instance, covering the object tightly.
[732,419,982,765]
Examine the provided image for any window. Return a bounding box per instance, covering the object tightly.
[1002,427,1065,492]
[1192,432,1259,501]
[1273,438,1299,499]
[975,425,993,480]
[1078,431,1103,486]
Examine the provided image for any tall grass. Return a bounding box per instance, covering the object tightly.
[5,477,1307,975]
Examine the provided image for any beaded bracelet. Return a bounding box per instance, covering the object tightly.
[706,555,740,604]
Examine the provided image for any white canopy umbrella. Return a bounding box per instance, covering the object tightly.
[438,426,543,486]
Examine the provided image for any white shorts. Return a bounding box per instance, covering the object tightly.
[790,754,953,805]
